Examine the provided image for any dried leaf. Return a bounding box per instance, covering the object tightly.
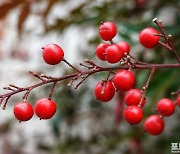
[0,0,25,19]
[43,0,59,18]
[17,2,31,34]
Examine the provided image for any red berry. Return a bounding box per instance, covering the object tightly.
[176,95,180,107]
[113,70,135,91]
[139,27,160,48]
[144,115,164,135]
[42,44,64,65]
[124,89,146,107]
[99,22,117,41]
[105,45,124,63]
[96,43,109,61]
[156,98,175,116]
[94,81,115,102]
[117,41,131,55]
[123,105,143,125]
[14,102,34,122]
[35,98,57,119]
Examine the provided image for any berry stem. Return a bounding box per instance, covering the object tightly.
[63,58,81,72]
[106,71,112,81]
[110,40,114,44]
[48,81,57,100]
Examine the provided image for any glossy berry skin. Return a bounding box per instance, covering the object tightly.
[139,27,160,48]
[96,43,109,61]
[42,44,64,65]
[14,102,34,122]
[35,98,57,119]
[99,22,117,41]
[156,98,175,116]
[123,105,143,125]
[113,70,135,91]
[144,115,164,135]
[124,89,146,107]
[94,81,115,102]
[117,41,131,55]
[176,95,180,107]
[105,45,124,63]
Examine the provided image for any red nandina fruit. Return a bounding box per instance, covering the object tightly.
[123,105,143,125]
[156,98,175,116]
[124,89,146,107]
[113,70,135,91]
[105,45,124,63]
[42,44,64,65]
[139,27,160,48]
[144,115,164,135]
[99,22,117,41]
[35,98,57,119]
[96,43,109,61]
[94,81,115,102]
[117,41,131,55]
[14,102,34,122]
[176,95,180,107]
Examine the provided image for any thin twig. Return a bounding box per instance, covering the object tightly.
[153,18,180,63]
[138,68,156,107]
[171,91,180,95]
[74,74,91,89]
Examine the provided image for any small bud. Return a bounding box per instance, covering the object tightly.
[84,59,88,62]
[152,18,157,22]
[120,61,125,65]
[168,34,172,38]
[23,99,27,102]
[124,52,127,56]
[127,55,131,60]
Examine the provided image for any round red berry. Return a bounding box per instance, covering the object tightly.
[42,44,64,65]
[117,41,131,55]
[35,98,57,119]
[14,102,34,122]
[176,95,180,107]
[113,70,135,91]
[156,98,175,116]
[99,22,117,41]
[139,27,160,48]
[144,115,164,135]
[105,45,124,63]
[124,89,146,107]
[96,43,109,61]
[123,105,143,125]
[94,81,115,102]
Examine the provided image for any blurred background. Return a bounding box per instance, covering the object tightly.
[0,0,180,154]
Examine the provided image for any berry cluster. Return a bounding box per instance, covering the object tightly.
[0,18,179,137]
[94,21,178,135]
